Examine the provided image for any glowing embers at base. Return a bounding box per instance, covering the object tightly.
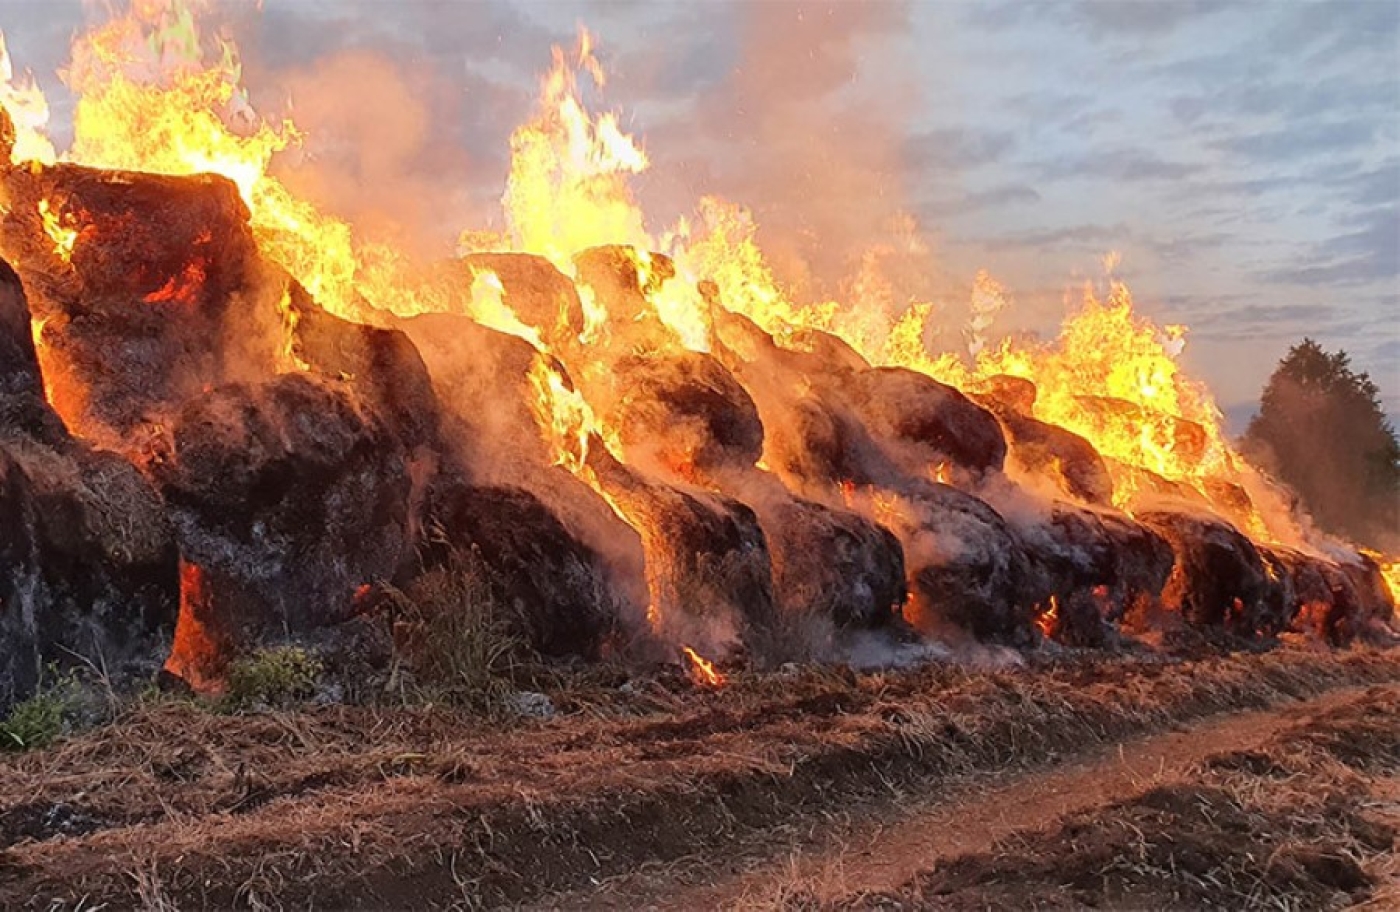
[1034,595,1060,640]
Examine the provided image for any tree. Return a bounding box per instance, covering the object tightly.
[1243,339,1400,550]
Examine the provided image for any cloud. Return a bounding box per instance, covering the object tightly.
[974,222,1130,251]
[1066,0,1234,38]
[905,127,1018,170]
[1211,119,1379,162]
[961,0,1232,38]
[1170,75,1396,127]
[1259,207,1399,287]
[1035,149,1203,182]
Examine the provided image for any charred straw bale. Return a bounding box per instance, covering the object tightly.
[1138,510,1272,636]
[1012,504,1173,646]
[759,495,906,630]
[152,373,412,684]
[1,162,256,310]
[1326,553,1396,643]
[589,447,776,656]
[885,480,1034,644]
[0,163,262,442]
[290,284,444,453]
[0,261,65,443]
[0,262,177,708]
[1258,545,1335,637]
[421,480,620,659]
[396,311,545,456]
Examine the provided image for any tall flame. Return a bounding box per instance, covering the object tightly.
[0,32,56,164]
[504,28,650,272]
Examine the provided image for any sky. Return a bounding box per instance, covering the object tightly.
[3,0,1397,431]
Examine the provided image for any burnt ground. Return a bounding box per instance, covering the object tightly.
[0,647,1398,910]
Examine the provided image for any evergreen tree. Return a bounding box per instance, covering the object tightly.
[1244,339,1400,549]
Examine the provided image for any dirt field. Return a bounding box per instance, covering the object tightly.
[2,646,1398,910]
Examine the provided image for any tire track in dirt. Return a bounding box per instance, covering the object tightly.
[543,684,1393,910]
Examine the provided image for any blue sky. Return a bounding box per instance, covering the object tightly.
[4,0,1397,429]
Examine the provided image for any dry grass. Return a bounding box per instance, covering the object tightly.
[0,647,1396,909]
[382,547,528,714]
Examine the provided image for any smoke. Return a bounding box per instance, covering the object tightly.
[655,0,945,313]
[258,50,480,257]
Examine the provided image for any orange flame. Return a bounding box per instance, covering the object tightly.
[681,646,726,688]
[1034,595,1060,640]
[37,199,77,262]
[1364,553,1400,607]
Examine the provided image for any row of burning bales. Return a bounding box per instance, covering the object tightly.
[0,129,1395,707]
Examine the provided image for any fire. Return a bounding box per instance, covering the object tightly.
[527,356,602,477]
[37,199,76,262]
[877,270,1290,541]
[1364,553,1400,607]
[504,28,650,273]
[0,32,55,164]
[681,646,726,688]
[273,285,308,373]
[165,560,224,693]
[1034,595,1061,640]
[465,269,544,350]
[0,3,1373,675]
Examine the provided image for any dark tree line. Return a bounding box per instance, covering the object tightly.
[1243,339,1400,550]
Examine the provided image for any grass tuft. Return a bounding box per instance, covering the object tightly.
[384,547,526,714]
[1,666,84,751]
[223,646,323,711]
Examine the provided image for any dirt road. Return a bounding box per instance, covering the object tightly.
[537,683,1400,910]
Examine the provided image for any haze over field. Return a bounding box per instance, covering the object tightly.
[4,0,1397,427]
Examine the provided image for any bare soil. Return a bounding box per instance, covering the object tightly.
[1,646,1398,910]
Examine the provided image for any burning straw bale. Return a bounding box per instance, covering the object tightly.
[396,311,547,462]
[1138,510,1273,636]
[1,162,263,443]
[606,351,765,478]
[782,328,872,374]
[571,245,678,355]
[845,367,1008,481]
[1255,542,1395,645]
[290,284,444,454]
[995,411,1115,507]
[1257,545,1361,642]
[0,261,177,708]
[883,481,1035,644]
[594,340,904,636]
[461,252,587,349]
[1012,503,1174,646]
[760,494,906,631]
[589,447,777,656]
[152,372,413,686]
